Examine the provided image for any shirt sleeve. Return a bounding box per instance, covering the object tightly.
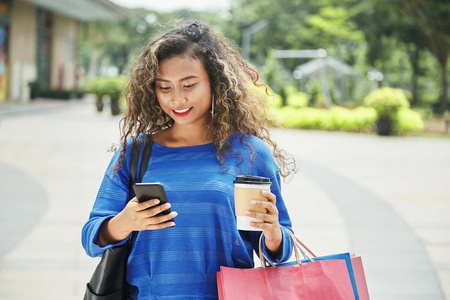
[81,144,132,257]
[246,136,294,264]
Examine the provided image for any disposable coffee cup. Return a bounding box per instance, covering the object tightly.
[234,175,272,231]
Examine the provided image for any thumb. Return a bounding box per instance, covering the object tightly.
[126,197,139,208]
[129,197,139,204]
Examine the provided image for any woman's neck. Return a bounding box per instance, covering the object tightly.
[154,124,212,148]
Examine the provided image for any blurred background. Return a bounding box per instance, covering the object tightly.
[0,0,448,135]
[0,0,449,299]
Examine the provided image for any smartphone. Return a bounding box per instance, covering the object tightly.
[133,182,171,216]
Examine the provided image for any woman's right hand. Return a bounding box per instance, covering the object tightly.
[97,198,177,246]
[119,198,177,232]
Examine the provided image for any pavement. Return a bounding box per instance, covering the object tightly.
[0,98,449,299]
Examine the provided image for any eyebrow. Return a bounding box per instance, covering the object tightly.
[155,75,201,82]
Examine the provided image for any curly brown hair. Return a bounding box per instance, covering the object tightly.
[116,21,296,179]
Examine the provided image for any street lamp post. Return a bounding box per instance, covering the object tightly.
[242,19,268,61]
[367,68,383,90]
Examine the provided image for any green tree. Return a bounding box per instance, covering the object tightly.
[227,0,366,104]
[97,9,161,74]
[395,0,450,113]
[227,0,308,67]
[353,0,429,107]
[79,8,231,78]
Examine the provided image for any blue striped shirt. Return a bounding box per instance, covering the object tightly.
[82,133,293,299]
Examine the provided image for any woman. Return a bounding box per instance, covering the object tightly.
[82,21,296,299]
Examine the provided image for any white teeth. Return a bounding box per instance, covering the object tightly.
[174,108,190,113]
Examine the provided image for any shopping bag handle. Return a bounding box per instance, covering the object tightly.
[258,232,302,268]
[293,235,317,258]
[258,231,317,268]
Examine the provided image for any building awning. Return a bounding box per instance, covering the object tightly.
[22,0,131,20]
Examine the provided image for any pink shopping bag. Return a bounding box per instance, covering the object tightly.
[351,254,370,300]
[217,233,356,300]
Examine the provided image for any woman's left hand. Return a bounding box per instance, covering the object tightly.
[246,189,283,255]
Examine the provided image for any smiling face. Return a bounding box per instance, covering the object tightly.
[155,55,212,130]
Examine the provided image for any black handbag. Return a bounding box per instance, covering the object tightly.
[84,135,153,300]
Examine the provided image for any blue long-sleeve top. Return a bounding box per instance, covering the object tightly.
[82,133,294,299]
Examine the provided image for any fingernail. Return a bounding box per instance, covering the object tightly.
[164,203,171,209]
[153,199,160,205]
[170,222,176,227]
[262,190,268,195]
[251,200,257,205]
[245,211,252,216]
[171,212,178,217]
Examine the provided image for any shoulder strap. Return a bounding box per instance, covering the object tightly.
[128,134,153,201]
[139,134,153,183]
[128,138,140,201]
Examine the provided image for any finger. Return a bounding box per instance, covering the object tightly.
[246,210,277,223]
[145,220,176,230]
[250,221,276,230]
[145,202,172,217]
[127,198,140,207]
[148,211,178,225]
[251,200,278,215]
[262,190,276,204]
[136,199,160,211]
[127,198,148,211]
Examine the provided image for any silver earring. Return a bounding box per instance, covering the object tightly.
[211,95,215,117]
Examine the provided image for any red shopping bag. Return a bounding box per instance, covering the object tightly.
[217,259,355,300]
[217,233,356,300]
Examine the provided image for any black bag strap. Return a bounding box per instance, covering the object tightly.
[128,134,153,200]
[139,134,153,183]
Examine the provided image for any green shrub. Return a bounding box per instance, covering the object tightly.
[271,93,283,108]
[28,80,84,100]
[84,76,126,102]
[39,89,84,99]
[364,87,409,119]
[276,107,331,130]
[274,106,377,132]
[257,85,308,109]
[287,92,309,108]
[245,84,423,135]
[251,84,282,108]
[102,76,126,102]
[393,108,424,134]
[330,107,377,132]
[272,105,424,135]
[84,78,103,99]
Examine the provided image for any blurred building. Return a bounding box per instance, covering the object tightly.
[0,0,129,102]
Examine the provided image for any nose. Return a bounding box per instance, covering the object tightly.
[170,87,187,106]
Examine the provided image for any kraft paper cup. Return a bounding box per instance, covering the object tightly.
[234,175,272,231]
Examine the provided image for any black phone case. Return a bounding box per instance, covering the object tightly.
[133,183,171,216]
